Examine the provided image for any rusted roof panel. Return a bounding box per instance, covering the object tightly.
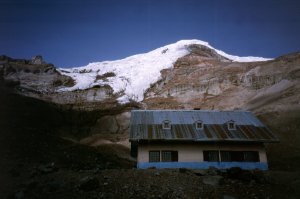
[203,125,213,139]
[129,110,279,142]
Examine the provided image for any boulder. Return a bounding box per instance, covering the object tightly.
[91,115,119,134]
[115,111,131,133]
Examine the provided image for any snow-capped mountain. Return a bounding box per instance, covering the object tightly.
[2,42,300,199]
[59,39,272,103]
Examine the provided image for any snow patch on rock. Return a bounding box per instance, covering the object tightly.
[58,39,272,104]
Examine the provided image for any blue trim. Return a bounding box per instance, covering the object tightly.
[137,162,268,170]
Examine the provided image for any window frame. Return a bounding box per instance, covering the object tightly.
[195,120,203,130]
[149,151,160,162]
[227,121,236,130]
[221,151,260,162]
[203,150,220,162]
[243,151,260,162]
[161,150,178,162]
[162,120,171,129]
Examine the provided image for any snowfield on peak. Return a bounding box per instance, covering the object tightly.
[58,39,272,104]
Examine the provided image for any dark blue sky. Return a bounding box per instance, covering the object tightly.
[1,0,300,67]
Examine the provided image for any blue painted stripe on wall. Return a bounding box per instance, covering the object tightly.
[138,162,268,170]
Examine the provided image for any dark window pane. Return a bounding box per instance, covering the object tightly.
[244,151,259,162]
[171,151,178,162]
[196,122,203,129]
[149,151,160,162]
[228,122,236,130]
[230,151,244,161]
[220,151,260,162]
[163,121,171,129]
[162,151,178,162]
[203,151,219,162]
[162,151,172,162]
[221,151,231,162]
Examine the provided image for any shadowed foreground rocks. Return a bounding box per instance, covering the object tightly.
[6,167,276,199]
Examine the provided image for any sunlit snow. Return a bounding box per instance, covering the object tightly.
[58,39,272,104]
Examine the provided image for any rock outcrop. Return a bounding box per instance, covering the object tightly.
[3,48,299,114]
[144,50,300,113]
[1,48,300,145]
[0,55,120,109]
[0,55,74,92]
[0,49,300,144]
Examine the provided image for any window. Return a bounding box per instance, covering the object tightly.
[162,120,171,129]
[203,151,220,162]
[231,151,244,161]
[195,120,203,129]
[227,121,236,130]
[162,151,178,162]
[221,151,259,162]
[204,150,260,162]
[220,151,231,162]
[149,150,178,162]
[244,151,260,162]
[149,151,160,162]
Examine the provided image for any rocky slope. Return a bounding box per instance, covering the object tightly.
[2,42,298,114]
[1,40,300,198]
[1,41,300,151]
[1,41,300,147]
[143,48,300,113]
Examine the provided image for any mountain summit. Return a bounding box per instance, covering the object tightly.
[58,39,272,103]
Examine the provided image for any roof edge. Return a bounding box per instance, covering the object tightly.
[129,138,280,143]
[131,109,251,113]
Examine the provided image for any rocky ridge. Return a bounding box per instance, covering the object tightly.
[144,50,300,113]
[1,45,300,143]
[1,42,300,198]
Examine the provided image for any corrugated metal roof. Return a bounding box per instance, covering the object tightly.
[130,110,264,125]
[129,110,278,143]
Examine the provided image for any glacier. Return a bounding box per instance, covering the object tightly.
[58,39,272,104]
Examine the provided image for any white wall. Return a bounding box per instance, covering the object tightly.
[137,142,267,163]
